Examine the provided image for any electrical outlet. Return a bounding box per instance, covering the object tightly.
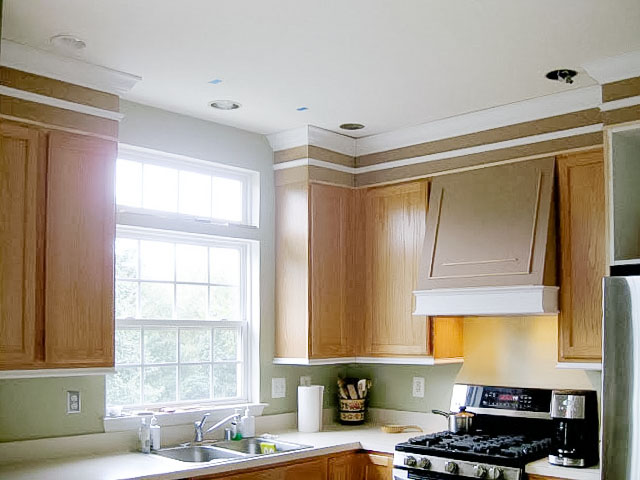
[412,377,425,398]
[299,376,311,386]
[272,377,286,398]
[66,390,81,414]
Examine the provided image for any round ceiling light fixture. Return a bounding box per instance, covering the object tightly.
[545,69,578,84]
[50,34,86,51]
[339,123,365,131]
[209,100,241,110]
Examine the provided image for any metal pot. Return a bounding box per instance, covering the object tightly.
[432,406,475,434]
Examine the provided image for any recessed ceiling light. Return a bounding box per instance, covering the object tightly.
[209,100,241,110]
[545,69,577,84]
[339,123,365,131]
[50,34,86,51]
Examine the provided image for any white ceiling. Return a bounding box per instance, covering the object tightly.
[3,0,640,137]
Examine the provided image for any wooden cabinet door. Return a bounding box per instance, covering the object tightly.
[309,183,354,358]
[283,457,327,480]
[363,453,393,480]
[328,452,364,480]
[0,121,44,368]
[44,131,116,367]
[557,150,606,362]
[419,157,555,289]
[363,180,429,356]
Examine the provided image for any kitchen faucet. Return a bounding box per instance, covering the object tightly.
[193,412,241,443]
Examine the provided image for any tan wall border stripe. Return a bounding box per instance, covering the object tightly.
[274,144,308,163]
[355,132,603,187]
[0,95,119,138]
[602,76,640,103]
[308,165,354,187]
[602,104,640,125]
[0,67,119,112]
[356,108,601,167]
[274,144,355,168]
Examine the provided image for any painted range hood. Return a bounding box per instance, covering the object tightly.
[414,157,559,316]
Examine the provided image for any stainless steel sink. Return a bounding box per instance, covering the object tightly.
[154,445,246,463]
[213,437,312,455]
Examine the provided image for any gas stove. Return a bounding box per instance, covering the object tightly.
[393,384,554,480]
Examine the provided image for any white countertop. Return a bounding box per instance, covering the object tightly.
[0,424,602,480]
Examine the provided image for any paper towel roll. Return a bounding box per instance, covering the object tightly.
[297,385,324,433]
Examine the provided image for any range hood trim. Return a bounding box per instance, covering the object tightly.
[413,285,559,316]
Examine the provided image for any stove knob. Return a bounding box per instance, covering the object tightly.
[474,465,487,478]
[487,467,504,479]
[444,461,459,474]
[417,458,431,469]
[404,456,417,467]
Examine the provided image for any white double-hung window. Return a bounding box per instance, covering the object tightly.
[106,145,259,409]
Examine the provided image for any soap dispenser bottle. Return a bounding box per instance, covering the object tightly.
[231,409,243,440]
[241,407,255,438]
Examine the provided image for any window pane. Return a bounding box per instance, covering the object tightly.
[140,241,174,281]
[209,286,240,321]
[213,364,238,399]
[115,328,141,364]
[214,329,238,361]
[210,247,240,285]
[143,164,178,212]
[180,328,211,363]
[115,238,138,279]
[176,244,207,283]
[115,281,138,319]
[180,364,211,401]
[144,366,177,404]
[212,177,243,222]
[144,328,177,364]
[176,284,207,320]
[178,171,212,217]
[106,367,141,406]
[116,159,142,208]
[140,282,174,319]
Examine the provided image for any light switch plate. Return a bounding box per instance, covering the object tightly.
[412,377,425,398]
[67,390,81,414]
[272,378,286,398]
[299,376,311,386]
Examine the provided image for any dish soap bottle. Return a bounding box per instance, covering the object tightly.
[231,409,243,440]
[240,407,255,438]
[150,415,161,451]
[139,417,151,454]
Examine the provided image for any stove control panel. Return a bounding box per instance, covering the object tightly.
[393,452,522,480]
[451,384,552,417]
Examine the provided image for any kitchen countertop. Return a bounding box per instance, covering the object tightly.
[0,424,601,480]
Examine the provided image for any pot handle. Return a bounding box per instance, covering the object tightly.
[431,409,450,418]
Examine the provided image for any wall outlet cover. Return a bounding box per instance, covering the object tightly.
[299,376,311,386]
[66,390,81,414]
[412,377,425,398]
[272,377,286,399]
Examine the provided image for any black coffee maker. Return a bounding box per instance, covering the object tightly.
[549,390,599,467]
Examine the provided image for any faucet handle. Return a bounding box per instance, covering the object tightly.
[196,412,210,428]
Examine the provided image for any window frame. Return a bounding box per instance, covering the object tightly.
[108,144,260,412]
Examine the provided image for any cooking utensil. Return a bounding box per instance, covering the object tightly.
[357,379,367,399]
[337,378,349,399]
[380,424,423,434]
[432,406,475,434]
[346,384,358,400]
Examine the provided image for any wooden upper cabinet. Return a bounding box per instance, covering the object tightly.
[557,150,606,362]
[309,183,354,358]
[361,180,430,356]
[0,121,45,368]
[275,180,354,360]
[418,157,556,290]
[44,131,116,367]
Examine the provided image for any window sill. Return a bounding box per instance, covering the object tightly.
[103,402,268,432]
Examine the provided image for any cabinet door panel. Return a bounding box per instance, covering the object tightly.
[328,452,364,480]
[419,158,555,289]
[363,180,429,356]
[558,150,606,361]
[310,183,354,358]
[284,457,327,480]
[44,131,115,366]
[0,121,44,368]
[363,453,393,480]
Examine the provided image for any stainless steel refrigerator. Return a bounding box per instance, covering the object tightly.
[602,276,640,479]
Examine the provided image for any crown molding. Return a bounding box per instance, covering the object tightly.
[582,50,640,85]
[355,86,602,156]
[0,39,141,96]
[267,125,356,156]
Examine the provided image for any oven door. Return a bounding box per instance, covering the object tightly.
[392,467,468,479]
